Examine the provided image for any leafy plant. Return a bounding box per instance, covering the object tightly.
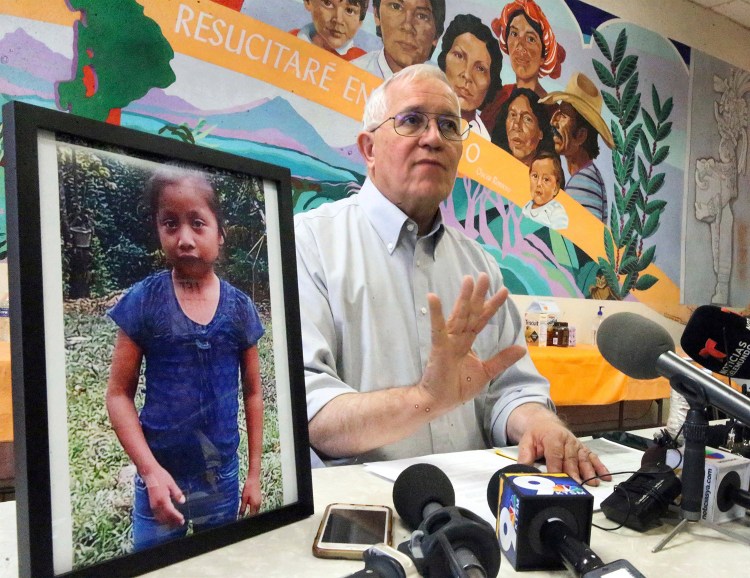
[592,28,672,299]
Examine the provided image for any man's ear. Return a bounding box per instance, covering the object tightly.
[574,125,588,146]
[303,0,313,12]
[358,131,376,169]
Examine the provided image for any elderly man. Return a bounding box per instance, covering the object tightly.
[352,0,445,79]
[295,63,610,485]
[539,72,615,223]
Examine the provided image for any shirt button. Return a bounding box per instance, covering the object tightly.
[420,307,427,315]
[387,243,394,251]
[407,223,415,232]
[416,259,421,267]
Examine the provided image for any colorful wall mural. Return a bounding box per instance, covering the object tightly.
[1,0,749,322]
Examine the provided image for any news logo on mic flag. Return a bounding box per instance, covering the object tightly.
[493,472,593,571]
[681,305,750,378]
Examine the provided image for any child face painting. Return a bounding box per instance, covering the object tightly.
[305,0,363,50]
[156,177,224,278]
[529,157,560,209]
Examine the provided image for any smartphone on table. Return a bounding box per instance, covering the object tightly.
[312,503,393,560]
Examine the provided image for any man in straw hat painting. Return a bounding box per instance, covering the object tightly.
[540,72,614,223]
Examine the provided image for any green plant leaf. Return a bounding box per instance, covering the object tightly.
[622,214,637,244]
[615,54,638,86]
[624,180,640,214]
[641,138,653,164]
[614,29,628,68]
[652,145,670,166]
[594,30,612,61]
[598,257,621,294]
[659,96,674,123]
[593,59,616,88]
[621,94,641,129]
[613,153,627,186]
[651,84,662,120]
[642,108,657,140]
[656,122,673,142]
[609,207,622,244]
[620,255,639,274]
[645,199,667,214]
[621,272,637,296]
[622,72,640,110]
[637,157,648,185]
[611,120,624,150]
[642,211,660,237]
[603,91,620,117]
[604,227,616,266]
[635,274,659,291]
[624,153,635,180]
[639,245,656,270]
[623,123,643,159]
[638,127,651,156]
[647,172,666,196]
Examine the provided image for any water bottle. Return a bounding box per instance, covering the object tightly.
[591,305,604,344]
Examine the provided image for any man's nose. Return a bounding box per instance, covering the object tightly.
[419,118,444,144]
[400,9,418,30]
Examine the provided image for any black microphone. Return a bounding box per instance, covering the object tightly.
[392,463,500,578]
[487,466,645,577]
[596,312,750,426]
[681,305,750,379]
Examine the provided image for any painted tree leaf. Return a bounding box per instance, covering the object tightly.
[604,227,616,266]
[594,30,612,61]
[593,59,616,88]
[635,274,659,291]
[642,211,660,237]
[652,145,670,166]
[624,153,635,181]
[624,180,640,214]
[598,257,621,295]
[615,54,638,86]
[656,122,672,142]
[651,84,662,120]
[620,217,636,249]
[641,137,653,164]
[639,244,656,270]
[659,96,674,123]
[638,128,651,158]
[642,108,657,140]
[621,272,637,296]
[622,72,640,110]
[614,186,625,215]
[603,91,620,117]
[622,94,641,129]
[610,210,622,246]
[645,199,667,214]
[613,28,627,68]
[637,157,648,185]
[635,189,646,211]
[613,153,628,186]
[647,172,665,196]
[620,255,639,274]
[611,120,624,150]
[623,123,643,158]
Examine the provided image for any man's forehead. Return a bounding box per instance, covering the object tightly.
[387,79,458,114]
[557,101,580,117]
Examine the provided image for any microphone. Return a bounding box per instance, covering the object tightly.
[596,312,750,425]
[681,305,750,379]
[392,463,500,578]
[487,466,645,577]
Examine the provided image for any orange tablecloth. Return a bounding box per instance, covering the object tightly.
[0,342,11,442]
[528,344,670,406]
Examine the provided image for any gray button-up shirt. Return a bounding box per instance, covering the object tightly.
[295,178,552,462]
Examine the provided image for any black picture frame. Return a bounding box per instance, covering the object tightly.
[2,101,313,577]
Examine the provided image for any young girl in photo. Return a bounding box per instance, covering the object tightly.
[106,166,265,550]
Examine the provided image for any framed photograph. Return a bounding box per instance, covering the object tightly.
[2,100,313,576]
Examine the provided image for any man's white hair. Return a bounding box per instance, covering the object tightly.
[362,64,461,131]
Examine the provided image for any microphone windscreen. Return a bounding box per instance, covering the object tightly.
[680,305,750,379]
[486,464,540,514]
[596,312,675,379]
[392,463,455,530]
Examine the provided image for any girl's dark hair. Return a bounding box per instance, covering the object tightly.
[490,86,554,157]
[437,14,503,110]
[145,166,226,239]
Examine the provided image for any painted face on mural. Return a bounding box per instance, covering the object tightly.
[376,0,438,73]
[529,157,561,208]
[304,0,363,50]
[505,94,544,165]
[444,32,492,116]
[507,14,543,86]
[550,102,586,157]
[358,75,462,232]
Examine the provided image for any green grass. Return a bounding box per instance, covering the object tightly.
[64,308,283,569]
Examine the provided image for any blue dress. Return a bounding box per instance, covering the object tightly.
[108,270,265,476]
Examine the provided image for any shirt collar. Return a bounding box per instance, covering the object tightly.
[359,178,444,257]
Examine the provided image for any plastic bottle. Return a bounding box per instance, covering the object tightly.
[0,293,9,342]
[591,305,604,345]
[538,313,548,348]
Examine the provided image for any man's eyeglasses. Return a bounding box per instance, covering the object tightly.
[370,111,470,141]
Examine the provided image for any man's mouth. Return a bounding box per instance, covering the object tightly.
[551,126,562,139]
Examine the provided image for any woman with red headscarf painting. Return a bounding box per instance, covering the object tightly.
[480,0,565,135]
